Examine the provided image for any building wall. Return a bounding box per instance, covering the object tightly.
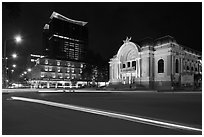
[30,58,84,81]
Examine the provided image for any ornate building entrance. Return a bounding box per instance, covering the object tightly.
[109,37,141,84]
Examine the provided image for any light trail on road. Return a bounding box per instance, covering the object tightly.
[10,96,202,133]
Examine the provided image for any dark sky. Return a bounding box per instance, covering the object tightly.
[2,2,202,78]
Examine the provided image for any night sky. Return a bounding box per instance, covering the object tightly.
[2,2,202,79]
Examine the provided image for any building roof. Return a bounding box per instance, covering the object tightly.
[50,11,88,26]
[154,35,176,46]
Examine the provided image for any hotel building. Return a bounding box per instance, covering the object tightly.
[43,11,88,61]
[28,12,89,88]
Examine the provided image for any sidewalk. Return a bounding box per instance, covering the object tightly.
[2,88,201,93]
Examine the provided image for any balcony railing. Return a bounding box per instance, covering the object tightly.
[121,67,135,72]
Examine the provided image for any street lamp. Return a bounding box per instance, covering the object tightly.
[27,68,32,72]
[12,64,17,68]
[3,35,22,88]
[15,35,22,43]
[12,53,18,59]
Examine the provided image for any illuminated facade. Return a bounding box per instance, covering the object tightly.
[43,11,88,61]
[109,36,202,90]
[28,57,86,88]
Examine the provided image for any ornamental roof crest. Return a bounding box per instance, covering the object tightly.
[123,37,132,43]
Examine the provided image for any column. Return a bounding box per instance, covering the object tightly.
[55,82,58,88]
[47,82,50,88]
[138,58,140,78]
[135,59,138,78]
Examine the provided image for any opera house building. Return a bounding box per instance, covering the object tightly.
[109,36,202,90]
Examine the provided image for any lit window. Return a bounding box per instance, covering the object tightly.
[59,75,63,79]
[72,68,74,73]
[67,68,70,73]
[158,59,164,73]
[80,69,82,73]
[45,66,48,71]
[57,61,60,66]
[57,67,61,72]
[49,67,52,71]
[41,73,44,78]
[175,59,179,73]
[80,64,83,68]
[45,59,48,64]
[67,62,70,66]
[52,73,56,78]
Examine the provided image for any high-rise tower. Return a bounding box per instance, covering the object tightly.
[43,11,88,62]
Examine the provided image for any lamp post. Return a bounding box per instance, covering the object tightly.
[3,35,22,88]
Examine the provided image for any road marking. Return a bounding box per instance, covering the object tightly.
[10,96,202,133]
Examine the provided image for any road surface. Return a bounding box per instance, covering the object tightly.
[2,90,202,135]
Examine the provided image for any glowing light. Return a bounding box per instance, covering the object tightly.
[12,64,16,68]
[15,35,22,43]
[12,53,18,58]
[24,71,27,74]
[27,68,32,72]
[11,96,202,133]
[11,69,14,73]
[50,11,87,26]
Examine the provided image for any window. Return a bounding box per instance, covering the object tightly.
[57,67,61,72]
[52,73,56,78]
[45,66,48,71]
[187,66,190,71]
[175,59,179,73]
[45,59,48,64]
[191,66,194,71]
[57,61,60,66]
[132,61,136,70]
[67,68,70,73]
[80,64,83,68]
[127,62,130,67]
[49,67,52,71]
[158,59,164,73]
[41,73,45,78]
[123,64,126,68]
[59,74,63,79]
[195,67,198,72]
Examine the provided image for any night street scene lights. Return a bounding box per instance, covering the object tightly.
[27,68,32,72]
[12,64,16,68]
[15,35,22,43]
[3,35,22,88]
[11,53,18,59]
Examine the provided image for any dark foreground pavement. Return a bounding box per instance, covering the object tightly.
[2,91,202,135]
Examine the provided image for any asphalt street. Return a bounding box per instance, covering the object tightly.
[2,90,202,135]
